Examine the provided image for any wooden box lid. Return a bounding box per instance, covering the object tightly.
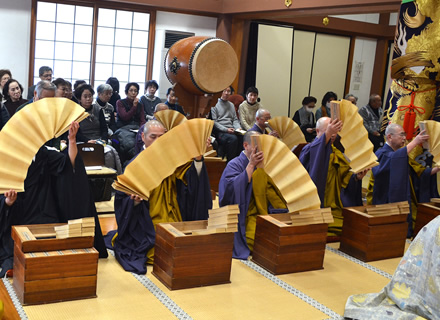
[12,224,94,253]
[342,202,409,226]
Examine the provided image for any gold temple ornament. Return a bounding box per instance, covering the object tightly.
[285,0,292,8]
[323,17,329,26]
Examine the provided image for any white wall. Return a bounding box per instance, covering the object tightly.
[330,14,380,24]
[347,38,377,107]
[152,11,217,99]
[0,0,32,95]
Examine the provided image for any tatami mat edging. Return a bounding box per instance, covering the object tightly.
[2,277,28,320]
[240,260,343,320]
[325,246,393,280]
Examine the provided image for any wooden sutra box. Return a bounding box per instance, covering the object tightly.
[152,220,235,290]
[252,214,328,275]
[11,224,98,305]
[415,200,440,236]
[339,202,409,262]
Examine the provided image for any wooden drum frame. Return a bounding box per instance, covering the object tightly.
[165,36,238,95]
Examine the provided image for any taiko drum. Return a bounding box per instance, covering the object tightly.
[165,36,238,95]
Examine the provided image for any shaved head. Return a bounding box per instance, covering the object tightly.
[154,103,168,113]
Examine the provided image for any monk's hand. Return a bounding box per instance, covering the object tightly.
[130,194,143,206]
[356,169,369,181]
[269,130,279,138]
[68,121,79,143]
[431,166,440,175]
[5,189,17,207]
[306,128,313,133]
[414,129,429,145]
[249,147,264,167]
[327,118,343,137]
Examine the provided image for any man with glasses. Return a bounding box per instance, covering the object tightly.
[367,123,440,237]
[27,66,53,100]
[248,109,279,137]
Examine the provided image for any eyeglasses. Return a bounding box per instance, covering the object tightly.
[391,132,406,137]
[128,89,138,93]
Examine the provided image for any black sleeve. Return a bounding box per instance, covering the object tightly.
[99,109,109,141]
[0,105,10,130]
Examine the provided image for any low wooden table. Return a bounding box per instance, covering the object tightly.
[11,224,98,305]
[252,214,328,275]
[340,204,408,262]
[153,221,234,290]
[415,202,440,236]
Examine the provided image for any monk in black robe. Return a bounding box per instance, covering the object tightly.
[0,121,107,277]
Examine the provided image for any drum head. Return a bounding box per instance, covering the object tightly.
[191,39,238,93]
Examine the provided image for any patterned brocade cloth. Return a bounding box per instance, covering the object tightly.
[344,216,440,320]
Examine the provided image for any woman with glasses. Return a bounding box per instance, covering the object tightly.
[115,82,146,129]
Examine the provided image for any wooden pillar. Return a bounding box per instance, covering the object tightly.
[370,13,392,96]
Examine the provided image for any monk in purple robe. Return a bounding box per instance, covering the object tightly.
[218,131,287,259]
[367,123,439,237]
[300,117,367,236]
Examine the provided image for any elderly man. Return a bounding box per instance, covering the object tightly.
[17,80,56,113]
[0,121,108,276]
[300,117,367,236]
[109,120,212,273]
[94,83,116,133]
[359,94,384,151]
[367,123,439,236]
[211,86,243,162]
[134,103,168,154]
[219,131,288,259]
[27,66,52,100]
[248,109,279,137]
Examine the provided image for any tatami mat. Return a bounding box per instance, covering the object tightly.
[146,260,328,320]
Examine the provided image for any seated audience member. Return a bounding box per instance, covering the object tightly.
[293,96,317,142]
[0,122,107,277]
[165,88,185,116]
[107,120,212,273]
[0,104,10,131]
[52,78,69,98]
[94,84,116,133]
[27,66,52,100]
[344,93,358,105]
[300,117,367,236]
[116,82,146,129]
[344,215,440,319]
[316,91,337,120]
[139,80,161,121]
[75,84,122,173]
[238,86,262,130]
[218,131,288,259]
[249,109,279,137]
[211,86,243,162]
[367,123,439,237]
[16,80,56,113]
[359,94,384,152]
[75,84,108,142]
[134,103,168,154]
[0,69,12,102]
[106,77,121,108]
[65,81,74,101]
[2,79,27,116]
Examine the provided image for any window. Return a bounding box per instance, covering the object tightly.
[33,1,151,97]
